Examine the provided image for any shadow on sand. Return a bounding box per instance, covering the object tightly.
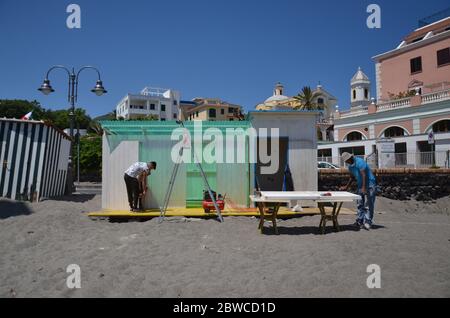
[46,194,96,203]
[262,224,386,236]
[0,200,33,219]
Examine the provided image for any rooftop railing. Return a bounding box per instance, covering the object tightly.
[376,96,411,112]
[339,107,368,118]
[421,89,450,104]
[339,88,450,118]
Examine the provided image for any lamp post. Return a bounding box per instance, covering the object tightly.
[38,65,107,194]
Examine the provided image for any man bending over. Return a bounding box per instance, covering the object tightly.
[340,153,376,230]
[124,161,157,212]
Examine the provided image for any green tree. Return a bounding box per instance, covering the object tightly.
[88,120,103,136]
[132,114,159,121]
[93,109,117,121]
[293,86,324,111]
[73,134,102,178]
[0,99,49,119]
[47,108,92,130]
[0,99,92,130]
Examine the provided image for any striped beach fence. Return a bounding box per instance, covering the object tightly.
[0,118,71,201]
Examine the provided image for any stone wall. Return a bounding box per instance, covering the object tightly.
[319,169,450,201]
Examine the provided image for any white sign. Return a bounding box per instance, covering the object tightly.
[377,139,395,153]
[428,131,435,144]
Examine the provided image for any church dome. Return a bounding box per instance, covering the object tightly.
[265,94,290,103]
[264,82,289,103]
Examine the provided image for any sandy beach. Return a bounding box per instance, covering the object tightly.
[1,195,449,298]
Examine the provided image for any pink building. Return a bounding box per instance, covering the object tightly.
[374,17,450,101]
[319,15,450,168]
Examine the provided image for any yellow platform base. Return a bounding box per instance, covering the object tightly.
[88,206,355,219]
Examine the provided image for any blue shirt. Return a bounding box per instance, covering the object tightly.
[348,157,376,190]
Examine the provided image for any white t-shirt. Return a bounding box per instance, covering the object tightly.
[125,162,149,178]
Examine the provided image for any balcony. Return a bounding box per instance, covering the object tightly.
[338,88,450,119]
[421,89,450,104]
[339,107,368,118]
[376,97,411,112]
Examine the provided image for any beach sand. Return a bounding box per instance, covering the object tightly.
[1,195,449,298]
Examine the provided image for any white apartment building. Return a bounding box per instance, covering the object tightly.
[116,87,181,121]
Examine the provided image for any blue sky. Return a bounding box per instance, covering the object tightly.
[0,0,449,117]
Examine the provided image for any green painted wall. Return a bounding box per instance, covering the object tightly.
[102,121,251,208]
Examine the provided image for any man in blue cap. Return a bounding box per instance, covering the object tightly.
[340,152,377,230]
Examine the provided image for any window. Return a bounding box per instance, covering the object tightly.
[209,108,216,118]
[221,109,225,115]
[161,104,166,112]
[161,118,166,121]
[384,126,405,138]
[173,113,177,119]
[410,56,422,73]
[339,146,365,156]
[364,89,369,99]
[317,98,324,105]
[228,107,234,114]
[352,90,356,100]
[432,120,450,133]
[318,148,332,157]
[196,111,199,117]
[173,100,178,106]
[345,131,363,141]
[437,48,450,67]
[150,104,155,110]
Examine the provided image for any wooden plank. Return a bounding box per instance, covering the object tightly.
[87,206,355,218]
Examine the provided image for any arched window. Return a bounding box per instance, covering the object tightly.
[345,131,363,141]
[432,120,450,133]
[317,98,324,105]
[384,126,406,138]
[364,89,369,99]
[353,90,356,100]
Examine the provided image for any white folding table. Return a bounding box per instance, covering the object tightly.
[250,191,360,234]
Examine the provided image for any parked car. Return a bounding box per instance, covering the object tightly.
[318,161,339,170]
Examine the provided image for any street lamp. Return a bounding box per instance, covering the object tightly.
[38,65,107,194]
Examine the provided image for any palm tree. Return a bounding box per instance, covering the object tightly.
[293,86,324,111]
[293,86,328,141]
[89,120,103,136]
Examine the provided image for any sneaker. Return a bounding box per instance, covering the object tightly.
[353,221,364,229]
[363,223,371,230]
[291,204,303,212]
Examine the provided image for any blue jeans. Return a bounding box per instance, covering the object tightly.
[356,185,376,225]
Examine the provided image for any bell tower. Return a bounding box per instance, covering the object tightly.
[274,82,284,96]
[350,67,371,108]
